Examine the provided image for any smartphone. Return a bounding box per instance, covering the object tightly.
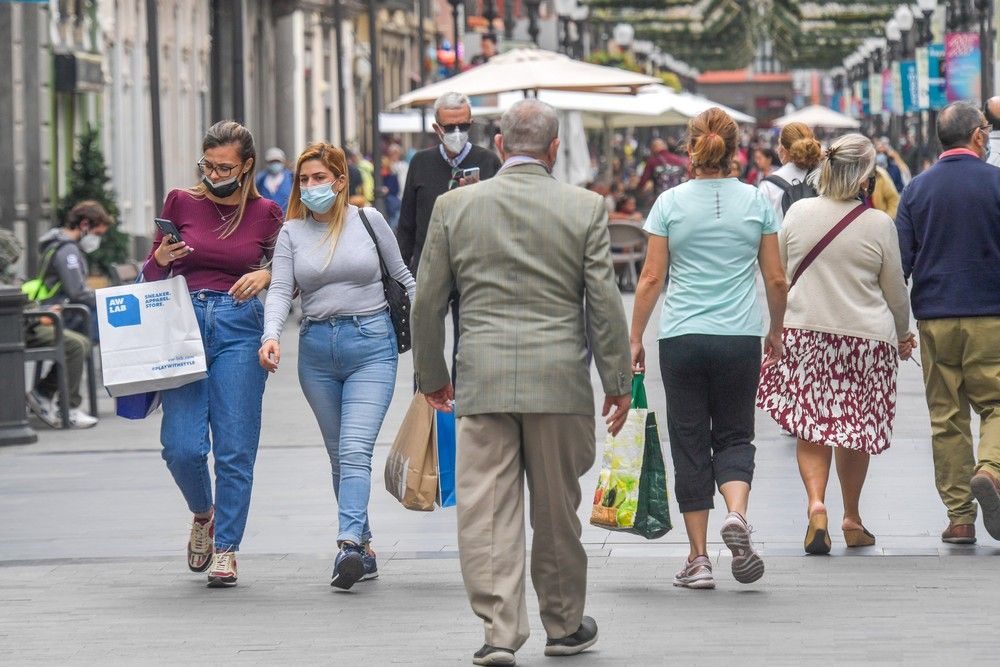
[154,218,183,244]
[461,167,481,185]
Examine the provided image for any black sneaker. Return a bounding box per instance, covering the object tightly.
[544,616,598,657]
[472,645,515,665]
[331,542,365,590]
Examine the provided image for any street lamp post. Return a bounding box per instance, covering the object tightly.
[525,0,542,46]
[975,0,994,99]
[886,18,901,144]
[894,6,915,149]
[417,0,428,145]
[332,0,347,145]
[872,43,886,136]
[482,0,496,40]
[916,0,938,157]
[367,0,384,213]
[447,0,462,75]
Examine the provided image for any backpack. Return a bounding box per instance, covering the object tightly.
[764,171,817,214]
[20,241,71,303]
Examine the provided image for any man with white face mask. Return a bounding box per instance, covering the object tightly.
[397,91,502,383]
[36,199,113,340]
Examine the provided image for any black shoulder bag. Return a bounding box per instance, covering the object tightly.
[358,208,412,354]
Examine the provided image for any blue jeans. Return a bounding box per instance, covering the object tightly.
[160,291,268,551]
[298,310,398,545]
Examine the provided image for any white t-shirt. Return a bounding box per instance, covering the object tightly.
[758,162,809,223]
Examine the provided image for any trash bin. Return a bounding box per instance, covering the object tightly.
[0,286,37,446]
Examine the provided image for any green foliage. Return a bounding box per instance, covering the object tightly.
[57,124,128,274]
[586,51,643,73]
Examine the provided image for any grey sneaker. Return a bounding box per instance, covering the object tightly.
[721,511,764,584]
[472,645,515,665]
[673,555,715,589]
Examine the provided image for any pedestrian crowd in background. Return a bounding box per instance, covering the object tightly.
[4,85,1000,667]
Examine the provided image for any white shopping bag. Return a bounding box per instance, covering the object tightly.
[96,275,207,397]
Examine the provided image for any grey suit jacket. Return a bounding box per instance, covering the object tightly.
[411,162,631,417]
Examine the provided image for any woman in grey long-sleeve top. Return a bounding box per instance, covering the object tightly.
[258,143,415,590]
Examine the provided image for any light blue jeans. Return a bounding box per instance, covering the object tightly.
[298,309,398,545]
[160,291,268,552]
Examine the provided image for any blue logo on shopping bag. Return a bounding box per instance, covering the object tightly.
[106,294,141,327]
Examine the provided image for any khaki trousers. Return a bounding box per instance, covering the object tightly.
[456,413,595,651]
[918,317,1000,524]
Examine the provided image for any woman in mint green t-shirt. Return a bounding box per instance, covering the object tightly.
[630,108,789,591]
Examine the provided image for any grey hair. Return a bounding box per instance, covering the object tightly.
[433,92,471,121]
[812,133,876,201]
[938,101,984,150]
[499,99,559,158]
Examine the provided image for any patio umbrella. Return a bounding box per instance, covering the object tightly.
[772,105,860,130]
[389,48,658,109]
[477,86,754,129]
[474,85,755,178]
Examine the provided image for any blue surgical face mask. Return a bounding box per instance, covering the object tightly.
[267,162,284,175]
[300,183,337,214]
[875,153,889,169]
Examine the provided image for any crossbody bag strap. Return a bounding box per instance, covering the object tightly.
[789,203,868,289]
[357,208,391,279]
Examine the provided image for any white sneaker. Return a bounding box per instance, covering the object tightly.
[68,409,98,429]
[26,391,62,428]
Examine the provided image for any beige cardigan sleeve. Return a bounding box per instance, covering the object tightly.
[878,222,912,341]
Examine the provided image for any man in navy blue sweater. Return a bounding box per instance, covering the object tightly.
[896,101,1000,545]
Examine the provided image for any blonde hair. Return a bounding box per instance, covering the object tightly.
[686,108,738,176]
[814,133,876,201]
[779,122,822,171]
[187,120,261,239]
[287,143,350,264]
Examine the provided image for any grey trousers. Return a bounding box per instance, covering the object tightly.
[456,413,596,651]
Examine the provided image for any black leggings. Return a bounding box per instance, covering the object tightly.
[659,335,760,513]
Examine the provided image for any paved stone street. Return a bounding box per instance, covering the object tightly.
[2,296,997,665]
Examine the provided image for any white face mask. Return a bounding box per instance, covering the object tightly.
[79,233,102,254]
[441,129,469,154]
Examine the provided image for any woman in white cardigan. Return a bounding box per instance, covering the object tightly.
[757,134,916,555]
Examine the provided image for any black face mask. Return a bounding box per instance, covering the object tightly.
[202,172,242,198]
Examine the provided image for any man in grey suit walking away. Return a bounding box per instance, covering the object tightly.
[412,99,633,666]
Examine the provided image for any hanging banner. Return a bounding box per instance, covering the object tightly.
[860,78,870,117]
[945,32,982,103]
[882,68,893,114]
[869,73,882,116]
[899,60,918,114]
[891,64,903,115]
[928,43,948,109]
[916,46,930,109]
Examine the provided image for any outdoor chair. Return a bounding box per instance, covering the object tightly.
[109,262,140,286]
[23,304,98,428]
[608,222,648,292]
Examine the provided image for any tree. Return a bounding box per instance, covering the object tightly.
[57,124,129,274]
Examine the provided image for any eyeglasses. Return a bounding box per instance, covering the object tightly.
[440,123,472,133]
[198,159,240,178]
[971,123,991,137]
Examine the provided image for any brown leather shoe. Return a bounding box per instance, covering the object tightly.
[971,470,1000,540]
[941,523,976,544]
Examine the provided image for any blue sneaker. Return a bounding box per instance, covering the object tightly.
[359,549,378,582]
[331,543,365,590]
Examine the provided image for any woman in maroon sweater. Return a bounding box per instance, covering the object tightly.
[142,120,283,587]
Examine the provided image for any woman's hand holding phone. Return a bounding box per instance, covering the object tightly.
[153,235,194,268]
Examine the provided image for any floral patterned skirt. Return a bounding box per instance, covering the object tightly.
[756,328,899,454]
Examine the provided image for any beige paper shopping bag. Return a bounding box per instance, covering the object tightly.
[384,393,439,511]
